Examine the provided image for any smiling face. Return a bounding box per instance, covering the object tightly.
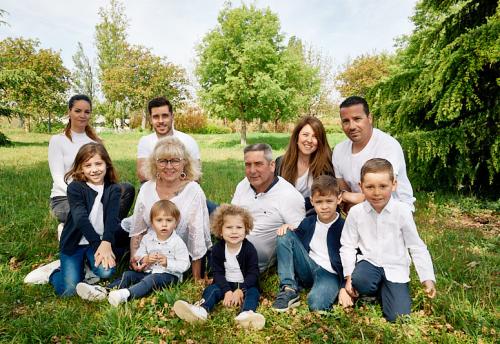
[310,191,341,223]
[151,211,178,241]
[151,105,174,137]
[221,214,247,247]
[340,103,373,148]
[360,171,397,213]
[244,150,275,193]
[81,154,106,185]
[297,124,318,157]
[156,155,185,183]
[69,100,91,133]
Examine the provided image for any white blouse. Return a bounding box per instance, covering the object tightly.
[128,180,212,260]
[295,169,313,198]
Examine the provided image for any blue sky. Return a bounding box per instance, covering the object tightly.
[0,0,417,78]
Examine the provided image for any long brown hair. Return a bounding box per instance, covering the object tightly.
[64,94,101,143]
[64,143,119,184]
[280,116,333,184]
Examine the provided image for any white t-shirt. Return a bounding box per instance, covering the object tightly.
[295,169,313,198]
[137,130,201,161]
[308,215,339,274]
[332,128,415,210]
[224,243,244,283]
[79,183,104,246]
[48,131,95,198]
[340,198,435,283]
[231,176,305,272]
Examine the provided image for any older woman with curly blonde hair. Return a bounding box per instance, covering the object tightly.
[127,136,212,280]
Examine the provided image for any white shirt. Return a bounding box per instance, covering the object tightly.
[126,180,212,260]
[232,176,305,272]
[332,128,415,211]
[48,132,95,198]
[135,231,190,280]
[79,183,104,245]
[224,243,244,283]
[295,169,313,198]
[137,130,201,161]
[340,198,435,283]
[309,215,338,274]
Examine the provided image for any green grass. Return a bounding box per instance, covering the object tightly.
[0,129,498,343]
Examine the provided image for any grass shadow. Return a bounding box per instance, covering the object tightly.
[211,134,291,150]
[8,141,49,147]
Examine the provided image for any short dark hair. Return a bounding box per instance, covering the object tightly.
[68,94,92,110]
[360,158,394,182]
[340,96,369,115]
[244,143,273,161]
[147,97,173,116]
[311,175,340,198]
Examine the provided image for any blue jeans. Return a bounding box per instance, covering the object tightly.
[276,231,341,311]
[50,245,115,296]
[351,260,411,322]
[108,270,178,299]
[201,283,260,313]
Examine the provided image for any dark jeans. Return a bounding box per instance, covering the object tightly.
[49,245,115,297]
[351,260,411,322]
[276,231,341,310]
[201,283,260,313]
[108,270,178,299]
[50,182,135,223]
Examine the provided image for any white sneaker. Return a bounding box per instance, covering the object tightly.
[57,223,64,242]
[235,311,266,330]
[108,289,130,307]
[76,282,107,301]
[24,259,60,285]
[173,300,208,322]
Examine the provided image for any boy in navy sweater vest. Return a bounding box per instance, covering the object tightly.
[273,175,353,311]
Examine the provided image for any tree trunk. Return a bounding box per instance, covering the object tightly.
[258,118,263,132]
[240,119,247,146]
[48,112,52,133]
[141,109,147,130]
[274,118,279,132]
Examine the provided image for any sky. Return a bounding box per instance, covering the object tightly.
[0,0,418,86]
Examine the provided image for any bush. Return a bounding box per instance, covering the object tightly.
[33,120,65,133]
[0,131,11,146]
[197,123,232,134]
[175,107,207,133]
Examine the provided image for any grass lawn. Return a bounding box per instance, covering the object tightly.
[0,128,498,343]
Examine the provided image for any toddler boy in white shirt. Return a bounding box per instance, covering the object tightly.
[340,158,436,322]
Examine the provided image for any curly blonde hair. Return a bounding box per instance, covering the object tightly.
[211,204,254,239]
[144,136,201,181]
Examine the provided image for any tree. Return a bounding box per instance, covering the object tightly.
[196,4,320,144]
[0,38,70,133]
[368,0,499,192]
[335,53,395,98]
[71,42,97,102]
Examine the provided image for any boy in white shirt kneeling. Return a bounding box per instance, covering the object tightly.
[272,175,353,312]
[340,158,436,322]
[76,200,190,306]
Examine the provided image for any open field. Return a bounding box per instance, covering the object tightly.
[0,129,498,343]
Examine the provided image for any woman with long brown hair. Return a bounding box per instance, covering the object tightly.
[275,116,334,212]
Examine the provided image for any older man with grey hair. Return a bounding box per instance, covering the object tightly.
[232,143,305,272]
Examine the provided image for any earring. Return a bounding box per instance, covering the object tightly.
[180,171,187,180]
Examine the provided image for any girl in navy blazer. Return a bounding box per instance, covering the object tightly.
[49,143,122,296]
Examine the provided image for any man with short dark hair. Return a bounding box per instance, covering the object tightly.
[332,96,415,211]
[232,143,305,272]
[136,97,200,183]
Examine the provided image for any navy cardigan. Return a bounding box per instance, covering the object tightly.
[59,181,121,255]
[211,238,260,294]
[294,214,346,287]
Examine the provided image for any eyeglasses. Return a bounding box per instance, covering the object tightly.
[156,158,183,167]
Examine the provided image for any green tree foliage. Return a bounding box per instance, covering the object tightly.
[0,38,70,133]
[368,0,499,192]
[71,42,97,102]
[336,53,395,98]
[196,4,320,144]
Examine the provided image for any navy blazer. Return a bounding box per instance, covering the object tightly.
[211,238,260,294]
[294,214,346,287]
[59,181,121,255]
